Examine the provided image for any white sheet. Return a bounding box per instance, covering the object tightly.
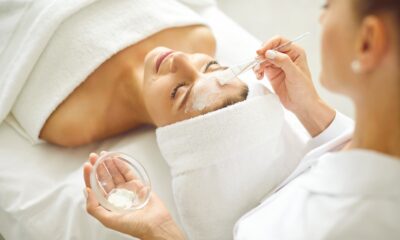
[0,6,309,240]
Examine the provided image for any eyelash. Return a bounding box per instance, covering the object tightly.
[171,82,186,99]
[204,60,219,73]
[170,61,219,99]
[321,2,329,9]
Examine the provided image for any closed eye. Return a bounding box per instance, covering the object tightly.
[171,82,186,99]
[203,60,228,73]
[203,60,218,73]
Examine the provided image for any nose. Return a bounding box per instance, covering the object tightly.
[170,53,198,82]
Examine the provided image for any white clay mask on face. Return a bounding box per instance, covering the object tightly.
[211,68,237,85]
[185,76,220,113]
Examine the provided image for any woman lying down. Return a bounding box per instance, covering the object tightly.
[8,0,302,239]
[43,17,291,240]
[40,42,250,146]
[35,8,251,149]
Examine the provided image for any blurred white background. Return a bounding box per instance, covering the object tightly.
[216,0,355,118]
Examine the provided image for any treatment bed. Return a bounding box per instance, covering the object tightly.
[0,2,309,239]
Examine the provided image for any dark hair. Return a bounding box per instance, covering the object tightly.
[354,0,399,33]
[355,0,400,70]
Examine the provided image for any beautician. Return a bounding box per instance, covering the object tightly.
[83,0,400,239]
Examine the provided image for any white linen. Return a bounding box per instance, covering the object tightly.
[0,5,310,240]
[0,0,205,143]
[156,94,305,240]
[178,0,216,9]
[234,113,400,240]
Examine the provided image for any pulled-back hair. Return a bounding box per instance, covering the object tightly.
[354,0,400,72]
[354,0,399,34]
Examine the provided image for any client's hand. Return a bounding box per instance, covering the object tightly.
[255,36,335,137]
[83,152,185,240]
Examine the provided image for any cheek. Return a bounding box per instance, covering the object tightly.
[320,18,340,90]
[143,83,172,126]
[143,79,190,127]
[320,15,353,92]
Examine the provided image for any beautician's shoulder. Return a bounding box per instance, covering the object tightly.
[323,198,400,239]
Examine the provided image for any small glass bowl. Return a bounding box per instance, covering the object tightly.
[90,152,151,212]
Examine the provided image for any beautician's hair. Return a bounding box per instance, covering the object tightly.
[354,0,400,37]
[354,0,400,84]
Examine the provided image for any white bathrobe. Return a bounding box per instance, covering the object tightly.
[234,112,400,240]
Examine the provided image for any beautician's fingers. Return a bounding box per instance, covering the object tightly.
[262,50,299,77]
[253,60,273,79]
[104,158,126,185]
[83,163,92,188]
[259,35,290,49]
[257,35,305,58]
[256,36,309,77]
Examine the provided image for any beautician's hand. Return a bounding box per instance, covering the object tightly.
[255,36,335,137]
[83,152,185,240]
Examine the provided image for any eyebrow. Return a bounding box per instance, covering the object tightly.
[204,60,219,72]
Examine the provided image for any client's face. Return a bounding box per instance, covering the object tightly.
[143,47,248,127]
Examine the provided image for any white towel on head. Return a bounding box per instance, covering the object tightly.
[245,78,272,99]
[0,0,206,143]
[156,94,304,240]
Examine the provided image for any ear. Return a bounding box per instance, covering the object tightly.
[355,15,389,73]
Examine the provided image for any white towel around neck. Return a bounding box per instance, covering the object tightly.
[156,94,302,240]
[0,0,208,143]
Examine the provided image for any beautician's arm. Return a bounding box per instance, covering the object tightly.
[83,153,185,240]
[255,36,336,137]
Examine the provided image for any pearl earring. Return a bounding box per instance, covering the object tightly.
[351,60,362,74]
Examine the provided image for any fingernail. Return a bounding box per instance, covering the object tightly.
[254,63,261,72]
[266,50,277,60]
[100,151,107,155]
[89,153,96,158]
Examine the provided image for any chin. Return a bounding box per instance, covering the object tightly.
[320,73,333,91]
[320,73,344,94]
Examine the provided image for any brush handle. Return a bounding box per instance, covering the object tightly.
[226,32,311,81]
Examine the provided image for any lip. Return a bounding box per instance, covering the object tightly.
[155,51,174,73]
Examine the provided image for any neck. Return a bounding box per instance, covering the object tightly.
[117,44,153,126]
[120,61,153,126]
[350,77,400,158]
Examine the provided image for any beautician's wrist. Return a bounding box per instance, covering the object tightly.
[295,99,336,137]
[143,220,186,240]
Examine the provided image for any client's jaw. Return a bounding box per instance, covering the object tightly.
[140,47,249,127]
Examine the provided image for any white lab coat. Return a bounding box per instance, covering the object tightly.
[234,112,400,239]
